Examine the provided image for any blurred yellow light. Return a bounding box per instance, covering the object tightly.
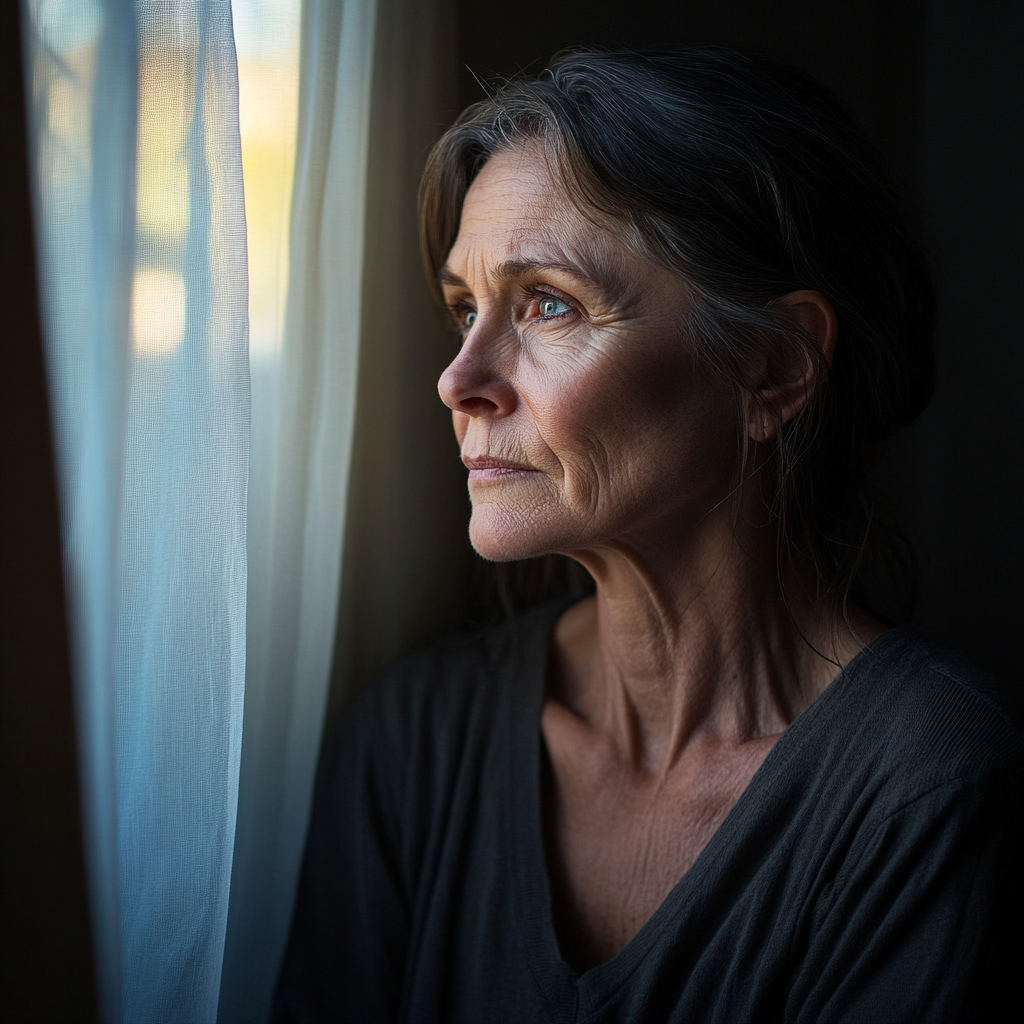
[135,44,192,241]
[236,2,301,360]
[132,269,186,355]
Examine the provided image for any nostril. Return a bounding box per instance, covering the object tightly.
[437,352,516,416]
[459,396,499,415]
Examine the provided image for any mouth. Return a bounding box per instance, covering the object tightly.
[462,455,538,481]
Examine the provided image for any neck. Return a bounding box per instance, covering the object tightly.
[552,516,879,774]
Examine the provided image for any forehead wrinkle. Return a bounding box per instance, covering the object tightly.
[440,239,615,297]
[442,170,651,304]
[499,229,630,298]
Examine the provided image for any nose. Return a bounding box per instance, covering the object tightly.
[437,323,517,418]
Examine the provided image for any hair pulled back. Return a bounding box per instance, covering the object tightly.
[420,47,935,622]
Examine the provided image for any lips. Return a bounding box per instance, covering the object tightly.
[462,455,537,479]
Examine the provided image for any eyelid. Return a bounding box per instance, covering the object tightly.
[445,297,477,331]
[523,285,578,320]
[525,282,576,303]
[443,282,580,335]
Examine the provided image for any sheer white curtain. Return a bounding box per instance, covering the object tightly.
[220,1,459,1020]
[218,0,375,1018]
[26,0,457,1020]
[26,1,248,1020]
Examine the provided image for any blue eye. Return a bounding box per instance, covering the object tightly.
[538,296,569,318]
[464,310,477,330]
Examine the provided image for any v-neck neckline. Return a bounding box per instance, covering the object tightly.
[501,599,910,1020]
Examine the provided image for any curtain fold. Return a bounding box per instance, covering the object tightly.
[25,2,249,1021]
[218,1,376,1019]
[27,0,462,1019]
[220,2,463,1021]
[24,4,137,1017]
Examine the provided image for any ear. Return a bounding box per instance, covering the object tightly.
[747,289,837,442]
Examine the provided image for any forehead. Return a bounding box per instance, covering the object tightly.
[447,144,621,271]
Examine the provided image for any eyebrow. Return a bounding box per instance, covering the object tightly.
[438,254,618,294]
[438,266,469,289]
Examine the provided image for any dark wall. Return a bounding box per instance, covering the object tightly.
[456,0,1023,681]
[458,1,926,187]
[904,0,1024,678]
[1,2,97,1018]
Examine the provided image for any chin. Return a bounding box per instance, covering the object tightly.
[468,504,575,563]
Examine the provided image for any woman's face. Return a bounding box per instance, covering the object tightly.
[438,144,741,563]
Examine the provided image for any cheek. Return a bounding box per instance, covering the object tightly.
[517,360,646,513]
[534,339,683,459]
[533,341,735,506]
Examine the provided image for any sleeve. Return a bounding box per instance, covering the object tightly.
[271,684,413,1024]
[787,768,1024,1024]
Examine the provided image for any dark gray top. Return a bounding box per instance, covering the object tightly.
[274,600,1023,1023]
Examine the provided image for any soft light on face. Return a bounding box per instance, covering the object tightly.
[437,144,740,563]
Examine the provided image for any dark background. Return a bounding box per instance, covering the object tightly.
[455,0,1024,682]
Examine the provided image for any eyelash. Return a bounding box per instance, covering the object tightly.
[445,288,576,338]
[446,301,477,336]
[524,287,575,321]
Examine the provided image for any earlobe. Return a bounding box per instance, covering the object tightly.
[755,413,773,444]
[747,289,837,442]
[746,403,778,444]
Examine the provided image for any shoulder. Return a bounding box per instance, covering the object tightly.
[788,632,1023,1023]
[323,599,563,781]
[342,620,507,742]
[821,627,1024,797]
[306,601,562,891]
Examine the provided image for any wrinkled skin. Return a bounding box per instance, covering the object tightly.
[438,149,738,566]
[437,144,878,970]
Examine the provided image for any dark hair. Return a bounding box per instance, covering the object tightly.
[421,48,935,625]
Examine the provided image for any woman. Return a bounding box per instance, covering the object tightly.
[275,49,1021,1022]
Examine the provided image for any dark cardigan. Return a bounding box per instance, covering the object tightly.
[275,600,1023,1023]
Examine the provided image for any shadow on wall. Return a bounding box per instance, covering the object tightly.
[456,0,1024,683]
